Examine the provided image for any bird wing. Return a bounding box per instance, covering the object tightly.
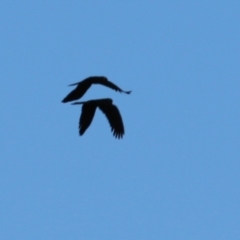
[62,88,80,103]
[98,102,124,139]
[79,103,97,136]
[94,78,131,94]
[62,82,90,103]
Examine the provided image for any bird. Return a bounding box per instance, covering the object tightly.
[62,76,131,103]
[72,98,125,139]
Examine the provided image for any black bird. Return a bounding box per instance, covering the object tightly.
[72,98,125,139]
[62,76,131,103]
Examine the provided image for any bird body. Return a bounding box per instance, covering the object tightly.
[72,98,125,139]
[62,76,131,103]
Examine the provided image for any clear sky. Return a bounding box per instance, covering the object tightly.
[1,1,240,239]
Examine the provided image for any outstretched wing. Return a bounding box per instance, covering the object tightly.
[79,103,97,136]
[62,81,91,103]
[94,78,131,94]
[98,102,124,139]
[62,88,80,103]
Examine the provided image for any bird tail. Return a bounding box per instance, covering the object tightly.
[71,101,85,105]
[68,81,81,86]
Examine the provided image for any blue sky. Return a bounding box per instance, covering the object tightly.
[1,1,240,239]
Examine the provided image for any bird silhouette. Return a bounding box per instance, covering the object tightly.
[62,76,131,103]
[72,98,125,139]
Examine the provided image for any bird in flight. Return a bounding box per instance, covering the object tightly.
[72,98,125,139]
[62,76,131,103]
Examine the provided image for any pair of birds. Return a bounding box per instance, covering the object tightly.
[62,76,131,139]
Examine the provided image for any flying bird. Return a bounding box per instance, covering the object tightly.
[72,98,125,139]
[62,76,131,103]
